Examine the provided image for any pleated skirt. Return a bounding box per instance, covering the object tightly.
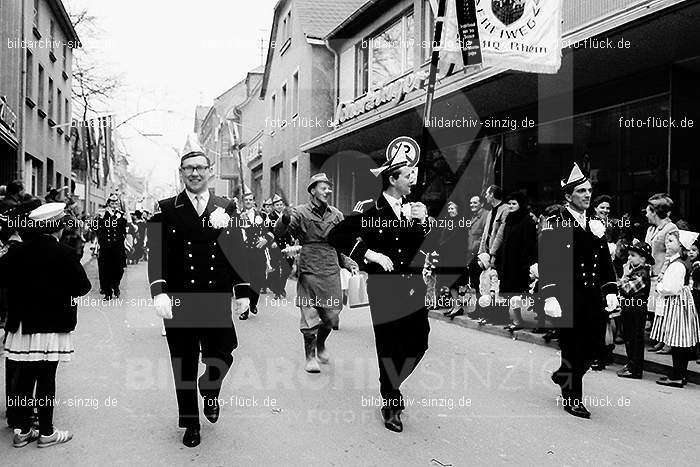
[2,322,74,362]
[651,288,700,347]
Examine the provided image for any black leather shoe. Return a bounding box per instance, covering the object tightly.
[656,377,684,388]
[381,408,403,433]
[590,361,606,371]
[250,306,258,315]
[183,427,200,447]
[203,398,220,424]
[114,289,120,298]
[239,310,249,320]
[564,402,591,419]
[617,370,642,379]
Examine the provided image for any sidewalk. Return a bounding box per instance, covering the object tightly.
[428,309,700,384]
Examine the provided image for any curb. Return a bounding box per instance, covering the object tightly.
[428,310,700,385]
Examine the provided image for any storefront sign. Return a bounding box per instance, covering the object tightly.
[475,0,562,73]
[0,95,18,134]
[335,70,430,125]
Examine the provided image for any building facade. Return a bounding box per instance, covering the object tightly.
[21,0,78,197]
[0,0,23,184]
[302,0,699,228]
[197,66,264,198]
[255,0,366,208]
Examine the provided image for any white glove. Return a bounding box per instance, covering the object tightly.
[365,249,393,272]
[544,297,562,318]
[154,293,173,320]
[605,294,619,312]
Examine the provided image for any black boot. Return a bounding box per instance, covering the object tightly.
[316,326,331,364]
[303,334,320,373]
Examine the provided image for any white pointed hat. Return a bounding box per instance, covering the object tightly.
[181,133,208,163]
[370,151,410,177]
[561,162,588,190]
[678,230,699,251]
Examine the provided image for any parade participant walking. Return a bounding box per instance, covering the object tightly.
[95,193,127,300]
[238,191,271,320]
[616,241,653,379]
[267,194,294,299]
[540,163,618,419]
[0,203,91,448]
[146,135,251,447]
[653,230,700,387]
[329,159,432,433]
[275,174,356,373]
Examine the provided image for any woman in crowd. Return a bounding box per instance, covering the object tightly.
[0,203,92,448]
[437,201,470,318]
[645,194,679,354]
[654,230,700,387]
[498,191,537,330]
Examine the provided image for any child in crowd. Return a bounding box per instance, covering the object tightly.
[653,230,700,387]
[471,253,499,325]
[617,242,653,379]
[688,239,699,364]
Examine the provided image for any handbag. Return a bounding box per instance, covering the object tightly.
[348,272,369,309]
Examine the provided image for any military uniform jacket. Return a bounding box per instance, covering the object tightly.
[329,194,432,334]
[147,191,250,328]
[96,210,127,263]
[539,208,617,328]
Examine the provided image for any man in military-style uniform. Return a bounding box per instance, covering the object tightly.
[238,191,272,319]
[266,193,294,298]
[329,156,432,433]
[539,163,619,419]
[147,134,251,447]
[96,193,127,299]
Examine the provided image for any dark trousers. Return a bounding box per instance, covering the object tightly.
[5,358,19,427]
[268,257,291,295]
[378,352,426,410]
[621,309,645,375]
[670,347,694,381]
[165,327,235,428]
[98,250,124,296]
[14,360,59,436]
[555,320,605,402]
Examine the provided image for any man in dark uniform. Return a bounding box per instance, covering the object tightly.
[147,134,251,447]
[329,158,432,433]
[95,193,127,299]
[238,191,271,319]
[540,163,619,419]
[266,193,294,298]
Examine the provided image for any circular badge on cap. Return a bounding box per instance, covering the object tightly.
[386,136,420,167]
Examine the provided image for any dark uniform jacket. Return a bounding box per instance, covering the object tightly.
[96,210,127,266]
[329,194,432,356]
[0,234,92,334]
[147,191,250,329]
[539,208,617,328]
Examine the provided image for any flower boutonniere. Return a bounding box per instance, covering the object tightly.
[254,215,263,226]
[210,207,231,229]
[589,219,606,238]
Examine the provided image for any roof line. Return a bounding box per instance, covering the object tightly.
[325,0,379,40]
[49,0,80,44]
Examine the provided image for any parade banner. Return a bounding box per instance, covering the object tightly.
[475,0,562,73]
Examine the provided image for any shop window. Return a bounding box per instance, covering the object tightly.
[356,10,415,94]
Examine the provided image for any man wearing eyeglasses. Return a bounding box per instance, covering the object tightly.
[146,134,251,447]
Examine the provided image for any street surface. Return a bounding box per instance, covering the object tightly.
[1,261,699,466]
